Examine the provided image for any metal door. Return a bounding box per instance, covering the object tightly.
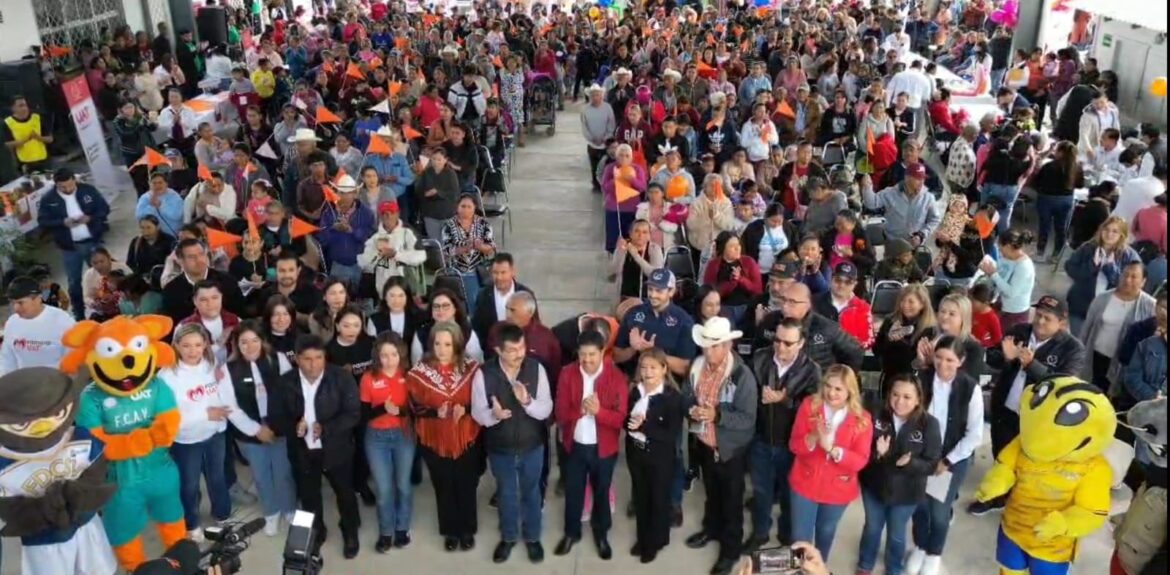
[1110,40,1149,117]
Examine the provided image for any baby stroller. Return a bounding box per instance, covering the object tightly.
[526,72,558,136]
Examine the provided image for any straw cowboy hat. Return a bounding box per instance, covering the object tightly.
[692,317,743,348]
[440,45,460,57]
[287,128,320,143]
[663,69,683,82]
[585,83,606,96]
[333,174,359,192]
[614,67,633,77]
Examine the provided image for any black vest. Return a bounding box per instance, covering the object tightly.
[922,369,977,457]
[480,357,545,455]
[369,310,417,346]
[227,355,283,443]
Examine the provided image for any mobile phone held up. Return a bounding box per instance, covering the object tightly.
[751,546,804,574]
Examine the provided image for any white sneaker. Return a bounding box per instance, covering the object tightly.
[905,548,927,575]
[188,529,205,543]
[264,514,281,537]
[922,555,942,575]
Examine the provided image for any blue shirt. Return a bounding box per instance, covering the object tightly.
[134,189,185,238]
[318,201,377,266]
[364,153,416,198]
[616,302,698,361]
[284,47,308,80]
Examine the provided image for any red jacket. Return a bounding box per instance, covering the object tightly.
[554,361,629,459]
[788,395,873,505]
[702,257,763,300]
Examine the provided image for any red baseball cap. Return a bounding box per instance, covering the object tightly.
[378,201,400,215]
[906,163,927,180]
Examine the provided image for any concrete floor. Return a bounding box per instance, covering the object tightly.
[1,104,1119,575]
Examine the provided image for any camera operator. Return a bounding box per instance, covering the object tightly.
[132,540,222,575]
[733,541,832,575]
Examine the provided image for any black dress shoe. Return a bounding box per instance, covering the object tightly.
[393,530,411,548]
[459,535,475,551]
[493,541,515,563]
[640,549,659,564]
[630,541,643,557]
[553,536,580,556]
[343,533,360,559]
[743,533,769,553]
[444,536,459,552]
[710,557,737,575]
[685,531,714,549]
[375,535,393,554]
[595,536,612,560]
[526,541,545,563]
[672,506,684,528]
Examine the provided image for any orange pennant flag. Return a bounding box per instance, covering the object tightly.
[402,125,423,141]
[388,81,404,97]
[642,26,653,38]
[395,37,410,50]
[775,100,795,120]
[346,62,364,80]
[244,211,261,242]
[205,228,242,250]
[197,164,214,182]
[369,57,383,69]
[866,128,876,156]
[492,56,503,68]
[666,175,689,200]
[243,162,256,174]
[712,178,726,200]
[492,83,500,99]
[289,216,320,239]
[134,147,170,168]
[322,185,340,204]
[697,60,717,80]
[316,107,342,124]
[322,61,335,74]
[332,168,348,185]
[540,24,554,37]
[366,135,393,155]
[615,179,639,204]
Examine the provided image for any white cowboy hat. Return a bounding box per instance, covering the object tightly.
[375,125,395,137]
[585,83,606,95]
[615,67,633,77]
[663,69,682,82]
[287,128,320,143]
[333,174,359,191]
[440,45,460,56]
[692,316,743,348]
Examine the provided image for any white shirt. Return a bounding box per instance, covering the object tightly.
[930,373,984,464]
[301,372,324,450]
[1113,176,1166,222]
[892,414,906,436]
[1093,296,1137,356]
[217,356,293,438]
[201,315,226,365]
[573,366,601,445]
[1006,334,1050,413]
[493,283,516,324]
[772,355,794,381]
[0,306,76,375]
[60,192,92,242]
[929,374,954,441]
[886,69,934,109]
[629,382,664,443]
[821,404,848,451]
[160,360,228,444]
[758,225,788,270]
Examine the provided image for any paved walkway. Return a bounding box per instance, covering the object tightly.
[2,104,1115,574]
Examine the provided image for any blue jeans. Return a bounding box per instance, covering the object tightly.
[365,427,417,535]
[63,240,99,320]
[460,271,482,313]
[171,432,232,530]
[489,446,545,543]
[980,183,1020,234]
[859,488,918,575]
[790,490,848,561]
[1035,194,1075,254]
[330,262,362,292]
[237,438,297,518]
[749,439,795,541]
[991,69,1008,93]
[912,457,971,555]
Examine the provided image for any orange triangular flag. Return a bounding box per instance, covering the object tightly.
[346,62,364,80]
[866,128,876,156]
[316,107,342,124]
[388,81,403,97]
[197,164,213,182]
[322,185,340,204]
[322,61,335,74]
[332,168,348,185]
[205,228,242,250]
[289,216,320,239]
[697,60,717,80]
[133,147,170,168]
[369,57,383,69]
[366,134,393,155]
[540,24,554,37]
[402,125,423,141]
[615,179,639,203]
[712,178,725,200]
[775,100,795,120]
[492,56,503,68]
[395,37,410,50]
[245,211,260,241]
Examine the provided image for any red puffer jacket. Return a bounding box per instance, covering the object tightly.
[788,395,873,506]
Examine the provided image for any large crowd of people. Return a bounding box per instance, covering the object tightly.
[0,0,1167,574]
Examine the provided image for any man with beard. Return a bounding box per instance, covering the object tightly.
[255,252,317,317]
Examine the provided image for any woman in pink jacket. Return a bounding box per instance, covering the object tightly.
[602,143,648,254]
[788,364,873,561]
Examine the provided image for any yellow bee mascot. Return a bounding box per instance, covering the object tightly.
[975,375,1117,575]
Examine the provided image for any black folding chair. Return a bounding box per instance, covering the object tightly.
[864,216,887,248]
[870,280,904,318]
[665,245,697,283]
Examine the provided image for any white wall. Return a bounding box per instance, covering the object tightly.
[1093,20,1168,128]
[123,0,148,38]
[0,0,42,62]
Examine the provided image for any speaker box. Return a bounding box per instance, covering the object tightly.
[0,59,49,184]
[197,6,230,48]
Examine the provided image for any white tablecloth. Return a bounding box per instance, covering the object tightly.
[903,52,1001,123]
[0,177,52,234]
[152,92,234,143]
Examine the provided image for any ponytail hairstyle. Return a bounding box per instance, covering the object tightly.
[998,228,1035,250]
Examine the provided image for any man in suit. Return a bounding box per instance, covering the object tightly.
[267,335,362,558]
[971,295,1086,516]
[472,253,535,344]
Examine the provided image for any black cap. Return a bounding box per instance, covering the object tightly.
[1032,295,1068,319]
[832,261,858,281]
[769,261,797,280]
[4,277,40,301]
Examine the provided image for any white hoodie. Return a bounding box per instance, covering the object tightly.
[159,359,228,444]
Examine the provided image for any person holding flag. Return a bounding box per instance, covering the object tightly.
[602,144,648,254]
[319,175,377,292]
[364,126,416,221]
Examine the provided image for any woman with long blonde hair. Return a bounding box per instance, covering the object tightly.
[625,348,684,563]
[1064,214,1143,331]
[787,365,873,561]
[914,293,987,381]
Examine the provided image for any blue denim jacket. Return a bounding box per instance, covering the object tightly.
[364,153,415,198]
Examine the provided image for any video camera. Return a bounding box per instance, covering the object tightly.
[749,545,806,574]
[132,518,263,575]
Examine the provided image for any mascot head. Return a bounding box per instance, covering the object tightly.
[1019,375,1117,464]
[1126,396,1167,469]
[59,315,176,397]
[0,368,84,453]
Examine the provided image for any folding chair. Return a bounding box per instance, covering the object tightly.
[665,245,697,284]
[925,278,952,311]
[863,216,887,248]
[913,246,935,278]
[418,239,446,275]
[870,280,904,318]
[474,184,512,248]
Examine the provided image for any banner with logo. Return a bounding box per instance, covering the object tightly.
[62,76,120,198]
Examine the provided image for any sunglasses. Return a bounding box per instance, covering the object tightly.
[773,338,802,347]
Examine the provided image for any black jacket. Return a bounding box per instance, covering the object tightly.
[860,410,943,506]
[368,308,424,347]
[989,326,1085,447]
[751,349,821,446]
[161,269,245,325]
[874,322,934,380]
[226,354,285,444]
[126,233,175,278]
[625,384,684,450]
[269,365,361,471]
[471,281,534,344]
[740,218,799,265]
[751,311,863,373]
[919,368,979,460]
